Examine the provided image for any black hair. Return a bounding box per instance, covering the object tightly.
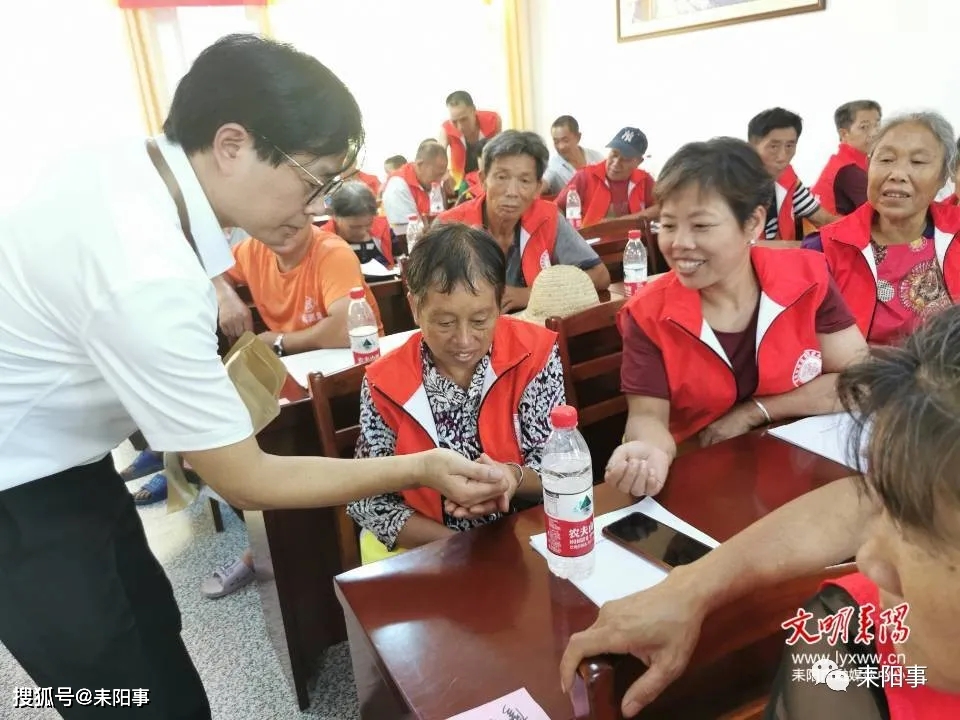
[551,115,580,134]
[405,223,506,307]
[655,137,773,228]
[163,34,363,167]
[445,90,475,108]
[747,107,803,142]
[481,130,550,182]
[839,305,960,543]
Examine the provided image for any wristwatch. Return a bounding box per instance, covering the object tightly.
[272,334,285,357]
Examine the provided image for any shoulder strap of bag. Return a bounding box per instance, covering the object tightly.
[145,138,202,265]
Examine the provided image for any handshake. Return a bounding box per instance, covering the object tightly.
[419,450,525,518]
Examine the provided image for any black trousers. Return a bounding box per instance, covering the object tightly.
[0,457,211,719]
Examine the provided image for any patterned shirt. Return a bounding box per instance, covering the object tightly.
[347,340,565,550]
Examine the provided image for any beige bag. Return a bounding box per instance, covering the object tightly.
[146,139,288,512]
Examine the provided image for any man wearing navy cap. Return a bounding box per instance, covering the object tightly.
[557,126,658,227]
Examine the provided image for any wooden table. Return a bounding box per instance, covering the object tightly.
[334,432,852,720]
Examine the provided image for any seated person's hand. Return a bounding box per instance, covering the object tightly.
[419,449,508,509]
[560,574,708,718]
[698,401,762,448]
[443,453,519,519]
[218,293,253,341]
[605,441,671,497]
[500,285,530,313]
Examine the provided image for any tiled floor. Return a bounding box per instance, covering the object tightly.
[0,446,360,720]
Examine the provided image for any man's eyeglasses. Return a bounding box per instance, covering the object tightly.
[260,135,360,206]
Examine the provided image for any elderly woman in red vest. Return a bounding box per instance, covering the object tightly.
[765,307,960,719]
[320,181,397,268]
[438,130,610,312]
[803,112,960,347]
[346,223,565,564]
[606,137,867,496]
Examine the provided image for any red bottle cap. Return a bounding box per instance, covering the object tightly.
[550,405,578,429]
[349,287,365,300]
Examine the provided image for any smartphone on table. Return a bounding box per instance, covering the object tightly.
[601,511,712,571]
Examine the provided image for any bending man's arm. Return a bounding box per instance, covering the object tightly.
[560,476,875,717]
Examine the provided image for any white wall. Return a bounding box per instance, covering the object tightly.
[0,0,141,204]
[527,0,960,183]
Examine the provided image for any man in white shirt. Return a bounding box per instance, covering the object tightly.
[0,34,505,720]
[541,115,604,195]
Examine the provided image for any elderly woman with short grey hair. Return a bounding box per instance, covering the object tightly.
[320,180,397,267]
[803,111,960,345]
[346,222,565,564]
[438,129,610,312]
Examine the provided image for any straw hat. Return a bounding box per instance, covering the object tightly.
[514,265,601,325]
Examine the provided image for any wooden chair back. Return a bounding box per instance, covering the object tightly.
[546,299,627,481]
[581,218,666,279]
[307,363,369,571]
[578,562,857,719]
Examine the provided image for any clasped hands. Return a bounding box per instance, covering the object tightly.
[442,453,523,519]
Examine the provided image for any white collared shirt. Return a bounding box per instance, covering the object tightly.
[0,135,253,490]
[542,147,604,195]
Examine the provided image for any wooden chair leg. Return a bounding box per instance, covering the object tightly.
[209,497,225,533]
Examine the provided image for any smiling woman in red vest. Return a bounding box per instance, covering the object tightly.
[439,90,502,190]
[556,127,658,227]
[812,100,882,216]
[346,223,566,564]
[748,108,837,240]
[321,180,397,268]
[763,308,960,719]
[803,112,960,347]
[605,138,867,497]
[438,130,610,313]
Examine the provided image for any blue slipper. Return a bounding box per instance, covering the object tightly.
[120,450,163,481]
[133,473,168,506]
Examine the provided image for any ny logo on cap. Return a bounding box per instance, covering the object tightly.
[621,129,636,143]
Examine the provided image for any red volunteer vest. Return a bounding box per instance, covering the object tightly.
[579,161,653,227]
[438,194,559,287]
[443,109,501,185]
[353,169,381,198]
[819,201,960,339]
[827,573,960,719]
[812,144,869,216]
[387,163,431,219]
[364,317,557,522]
[320,216,394,267]
[772,165,800,240]
[942,193,959,207]
[620,247,832,443]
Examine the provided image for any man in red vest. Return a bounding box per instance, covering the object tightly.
[381,140,448,233]
[748,107,837,240]
[439,90,502,191]
[437,130,610,312]
[556,127,658,227]
[812,100,882,216]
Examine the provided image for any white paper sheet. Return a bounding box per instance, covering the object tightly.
[444,688,551,720]
[360,258,399,277]
[767,413,862,471]
[280,329,418,389]
[529,497,719,607]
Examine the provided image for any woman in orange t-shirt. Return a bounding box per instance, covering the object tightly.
[217,223,383,356]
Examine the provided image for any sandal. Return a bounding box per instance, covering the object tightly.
[201,558,255,599]
[120,450,163,481]
[132,473,168,506]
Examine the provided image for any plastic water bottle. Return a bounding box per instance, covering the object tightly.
[541,405,595,580]
[347,288,380,364]
[565,188,582,229]
[406,214,424,253]
[623,230,648,298]
[429,183,445,214]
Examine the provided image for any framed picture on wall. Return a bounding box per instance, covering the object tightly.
[618,0,826,42]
